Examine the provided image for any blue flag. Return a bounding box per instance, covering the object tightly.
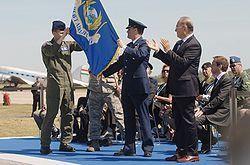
[70,0,120,77]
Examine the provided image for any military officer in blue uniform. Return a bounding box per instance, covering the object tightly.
[103,18,154,157]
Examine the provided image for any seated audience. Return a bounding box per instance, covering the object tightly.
[195,56,232,154]
[196,62,215,106]
[72,96,89,143]
[229,56,250,109]
[152,64,174,139]
[33,106,60,139]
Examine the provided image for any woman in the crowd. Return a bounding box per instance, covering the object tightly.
[151,64,174,139]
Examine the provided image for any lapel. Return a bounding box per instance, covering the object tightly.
[212,74,226,92]
[176,35,194,53]
[127,42,134,48]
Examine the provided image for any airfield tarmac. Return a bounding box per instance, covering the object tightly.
[0,88,87,105]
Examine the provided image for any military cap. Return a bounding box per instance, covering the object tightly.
[230,56,241,65]
[52,20,66,31]
[148,63,153,70]
[201,62,212,69]
[126,18,147,29]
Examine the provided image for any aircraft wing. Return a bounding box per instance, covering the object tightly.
[10,75,34,85]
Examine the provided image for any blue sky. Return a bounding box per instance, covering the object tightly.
[0,0,249,76]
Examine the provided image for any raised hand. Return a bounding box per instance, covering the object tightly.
[117,39,124,48]
[160,38,171,53]
[146,39,160,52]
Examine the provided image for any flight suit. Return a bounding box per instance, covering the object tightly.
[41,38,82,147]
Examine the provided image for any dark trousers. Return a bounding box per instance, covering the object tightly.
[196,115,211,147]
[32,94,40,113]
[172,97,198,156]
[121,94,154,153]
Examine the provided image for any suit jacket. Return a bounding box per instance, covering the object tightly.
[153,35,202,97]
[202,73,232,127]
[103,37,150,95]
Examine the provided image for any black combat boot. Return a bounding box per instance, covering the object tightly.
[40,146,52,155]
[86,139,100,152]
[59,143,76,152]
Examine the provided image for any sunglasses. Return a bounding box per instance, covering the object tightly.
[162,70,169,73]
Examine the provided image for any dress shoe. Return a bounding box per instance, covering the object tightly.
[200,145,211,154]
[40,146,52,155]
[143,151,152,157]
[177,155,200,163]
[113,148,136,156]
[59,143,76,152]
[165,154,181,161]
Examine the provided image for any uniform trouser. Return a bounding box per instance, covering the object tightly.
[88,91,124,140]
[40,84,74,147]
[122,93,154,153]
[172,97,198,156]
[32,94,40,113]
[196,115,211,147]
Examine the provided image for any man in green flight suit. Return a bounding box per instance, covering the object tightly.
[230,56,250,109]
[40,20,82,154]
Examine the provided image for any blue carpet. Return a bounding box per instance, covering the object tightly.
[0,137,229,165]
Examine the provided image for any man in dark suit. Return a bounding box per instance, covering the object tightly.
[195,56,232,154]
[147,16,201,162]
[103,18,154,157]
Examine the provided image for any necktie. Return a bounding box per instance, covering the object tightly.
[213,78,218,86]
[130,42,135,48]
[176,40,183,50]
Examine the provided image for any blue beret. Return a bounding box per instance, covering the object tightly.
[52,20,66,31]
[126,18,147,29]
[230,56,241,65]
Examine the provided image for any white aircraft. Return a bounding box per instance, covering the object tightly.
[0,66,89,87]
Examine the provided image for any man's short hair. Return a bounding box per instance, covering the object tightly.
[213,56,229,72]
[201,62,212,69]
[179,16,194,32]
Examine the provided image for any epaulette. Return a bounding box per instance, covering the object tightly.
[42,41,53,47]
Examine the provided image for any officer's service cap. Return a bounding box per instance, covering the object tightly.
[52,20,66,31]
[230,56,241,66]
[126,18,147,29]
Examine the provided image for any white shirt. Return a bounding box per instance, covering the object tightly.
[182,33,194,43]
[121,36,141,52]
[215,72,226,85]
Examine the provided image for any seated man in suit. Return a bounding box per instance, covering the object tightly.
[195,56,232,154]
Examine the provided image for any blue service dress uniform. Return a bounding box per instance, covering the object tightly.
[103,36,154,154]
